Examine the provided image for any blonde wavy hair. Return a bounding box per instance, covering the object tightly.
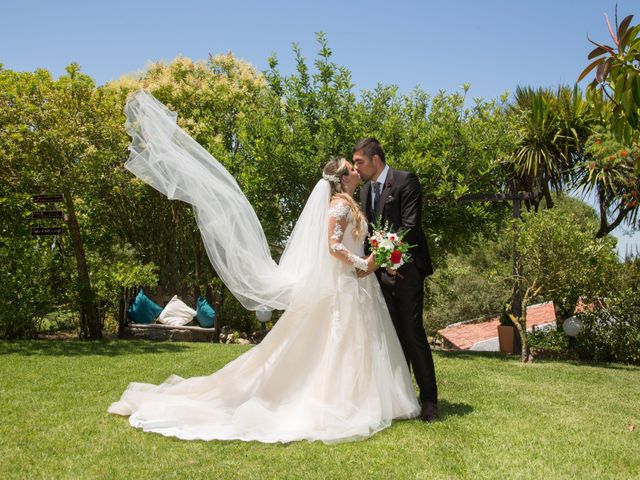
[322,157,366,239]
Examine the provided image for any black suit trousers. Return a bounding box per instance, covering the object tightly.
[378,264,438,404]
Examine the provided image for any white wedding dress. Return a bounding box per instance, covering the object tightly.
[108,91,420,443]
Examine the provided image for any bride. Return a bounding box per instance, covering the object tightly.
[108,91,421,443]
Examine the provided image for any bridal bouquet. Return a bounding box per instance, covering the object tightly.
[368,221,413,270]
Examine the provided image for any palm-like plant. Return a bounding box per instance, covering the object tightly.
[506,86,592,210]
[576,127,640,237]
[556,84,593,166]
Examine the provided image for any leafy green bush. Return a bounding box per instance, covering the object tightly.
[0,238,55,338]
[528,326,569,352]
[529,259,640,363]
[0,190,71,338]
[576,295,640,365]
[425,237,511,334]
[90,244,159,331]
[515,195,621,320]
[39,309,78,333]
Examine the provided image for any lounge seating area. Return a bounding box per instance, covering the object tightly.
[118,285,222,342]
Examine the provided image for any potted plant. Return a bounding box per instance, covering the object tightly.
[498,309,522,354]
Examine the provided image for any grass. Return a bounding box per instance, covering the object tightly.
[1,340,639,479]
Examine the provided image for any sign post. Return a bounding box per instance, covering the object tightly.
[31,227,64,236]
[31,193,65,239]
[32,194,64,203]
[31,211,64,220]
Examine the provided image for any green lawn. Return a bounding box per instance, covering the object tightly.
[1,341,638,479]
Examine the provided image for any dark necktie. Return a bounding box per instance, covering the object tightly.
[372,182,381,214]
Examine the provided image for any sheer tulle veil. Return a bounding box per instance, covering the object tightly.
[124,90,333,311]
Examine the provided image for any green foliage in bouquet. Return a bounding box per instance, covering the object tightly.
[368,219,415,269]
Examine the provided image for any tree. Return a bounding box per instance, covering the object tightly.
[1,65,124,339]
[354,86,519,257]
[506,86,592,210]
[579,11,640,162]
[106,54,271,289]
[256,36,520,258]
[506,196,619,361]
[576,126,640,237]
[236,33,361,246]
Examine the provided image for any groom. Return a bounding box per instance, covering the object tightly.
[353,137,439,421]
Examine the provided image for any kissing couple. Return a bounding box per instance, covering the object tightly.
[109,91,438,444]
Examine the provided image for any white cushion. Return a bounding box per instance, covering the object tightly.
[157,295,196,326]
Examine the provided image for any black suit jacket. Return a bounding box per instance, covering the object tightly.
[361,168,433,276]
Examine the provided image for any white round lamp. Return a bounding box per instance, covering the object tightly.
[563,316,583,337]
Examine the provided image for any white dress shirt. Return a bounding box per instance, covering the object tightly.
[371,164,390,208]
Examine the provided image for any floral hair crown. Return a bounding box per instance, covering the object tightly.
[322,173,341,184]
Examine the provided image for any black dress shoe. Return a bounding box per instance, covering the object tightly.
[420,401,438,422]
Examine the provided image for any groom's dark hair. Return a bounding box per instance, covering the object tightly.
[353,137,385,164]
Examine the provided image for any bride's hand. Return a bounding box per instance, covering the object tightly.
[358,254,377,276]
[368,253,379,272]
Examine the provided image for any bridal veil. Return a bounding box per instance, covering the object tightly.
[124,90,332,312]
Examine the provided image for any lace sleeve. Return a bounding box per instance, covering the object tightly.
[327,201,368,271]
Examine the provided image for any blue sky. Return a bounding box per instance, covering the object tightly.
[2,0,639,255]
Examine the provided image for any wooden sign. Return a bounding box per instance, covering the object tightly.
[32,211,64,220]
[32,194,63,203]
[31,227,64,236]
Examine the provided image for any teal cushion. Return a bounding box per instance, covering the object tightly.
[195,295,216,328]
[127,288,163,324]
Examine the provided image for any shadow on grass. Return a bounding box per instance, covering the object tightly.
[0,339,195,357]
[552,358,640,371]
[435,348,640,371]
[438,399,474,420]
[435,349,512,361]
